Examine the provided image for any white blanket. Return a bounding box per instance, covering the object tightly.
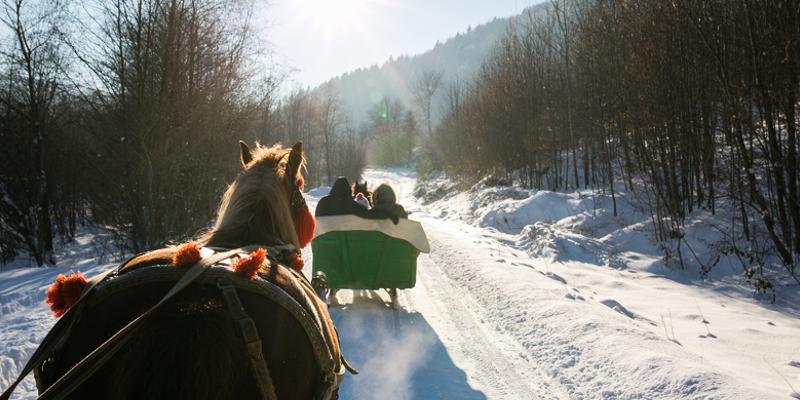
[314,215,431,253]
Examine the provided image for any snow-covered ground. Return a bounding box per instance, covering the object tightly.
[1,169,799,399]
[0,229,121,399]
[310,169,800,399]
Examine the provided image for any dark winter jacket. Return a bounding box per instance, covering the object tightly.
[315,178,361,217]
[315,177,403,224]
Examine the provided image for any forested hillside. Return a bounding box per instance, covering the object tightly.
[430,0,800,288]
[0,0,364,261]
[322,8,527,128]
[3,0,798,291]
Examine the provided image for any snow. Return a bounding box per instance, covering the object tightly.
[1,168,799,399]
[411,172,800,399]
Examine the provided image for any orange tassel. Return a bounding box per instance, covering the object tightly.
[294,205,315,249]
[287,252,305,273]
[232,248,266,280]
[45,273,88,318]
[173,242,202,268]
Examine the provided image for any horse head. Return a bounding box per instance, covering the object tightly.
[203,141,315,250]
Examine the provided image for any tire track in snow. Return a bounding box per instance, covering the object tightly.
[366,168,567,398]
[408,245,567,400]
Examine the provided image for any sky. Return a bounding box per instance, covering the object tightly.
[261,0,544,89]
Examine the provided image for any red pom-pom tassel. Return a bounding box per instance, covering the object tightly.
[45,273,88,318]
[232,248,266,280]
[294,205,315,249]
[173,242,202,268]
[287,252,305,273]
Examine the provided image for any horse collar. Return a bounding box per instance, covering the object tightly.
[205,244,303,273]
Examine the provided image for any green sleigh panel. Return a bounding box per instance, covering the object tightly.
[311,231,418,289]
[311,215,429,290]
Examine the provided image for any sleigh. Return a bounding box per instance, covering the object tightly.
[310,215,430,308]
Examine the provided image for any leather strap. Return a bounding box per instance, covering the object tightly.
[218,281,278,400]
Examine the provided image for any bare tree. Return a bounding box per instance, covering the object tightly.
[318,82,346,185]
[57,0,266,251]
[0,0,367,261]
[0,0,66,265]
[411,68,443,137]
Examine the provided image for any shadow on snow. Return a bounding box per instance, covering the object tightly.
[331,290,486,400]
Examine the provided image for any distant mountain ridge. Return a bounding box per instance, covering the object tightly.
[318,4,548,128]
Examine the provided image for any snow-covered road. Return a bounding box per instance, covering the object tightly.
[306,169,798,400]
[305,170,565,399]
[2,168,798,399]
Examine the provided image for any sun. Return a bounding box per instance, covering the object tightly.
[293,0,369,35]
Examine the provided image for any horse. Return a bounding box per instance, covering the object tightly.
[352,180,372,207]
[1,141,352,400]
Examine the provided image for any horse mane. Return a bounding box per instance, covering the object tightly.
[201,143,300,249]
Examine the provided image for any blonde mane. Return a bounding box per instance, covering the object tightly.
[201,144,300,249]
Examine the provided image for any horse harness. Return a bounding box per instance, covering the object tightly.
[1,244,354,400]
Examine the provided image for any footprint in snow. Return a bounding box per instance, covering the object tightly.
[496,259,507,263]
[600,299,637,319]
[600,299,657,326]
[540,271,567,284]
[564,293,585,301]
[698,333,717,339]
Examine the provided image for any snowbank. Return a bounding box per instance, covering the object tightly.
[417,174,796,287]
[415,173,800,399]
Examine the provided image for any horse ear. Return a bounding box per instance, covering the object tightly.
[239,140,252,168]
[288,141,303,178]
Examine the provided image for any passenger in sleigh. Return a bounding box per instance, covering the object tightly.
[315,177,364,217]
[315,178,404,224]
[371,184,408,224]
